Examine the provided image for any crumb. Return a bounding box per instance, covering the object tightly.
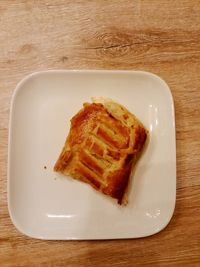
[44,166,47,169]
[54,177,57,180]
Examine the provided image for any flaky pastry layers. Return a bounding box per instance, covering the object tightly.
[54,98,147,204]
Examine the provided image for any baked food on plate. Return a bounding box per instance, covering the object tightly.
[54,98,147,204]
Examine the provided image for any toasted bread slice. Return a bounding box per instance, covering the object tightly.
[54,98,147,204]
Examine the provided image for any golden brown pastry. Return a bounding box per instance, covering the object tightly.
[54,98,147,204]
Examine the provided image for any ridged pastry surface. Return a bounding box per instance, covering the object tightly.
[54,99,147,204]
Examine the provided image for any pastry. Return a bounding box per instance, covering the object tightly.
[54,98,147,204]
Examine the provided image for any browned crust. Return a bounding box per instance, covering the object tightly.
[75,163,101,189]
[107,149,121,160]
[102,159,133,204]
[79,150,104,176]
[54,150,71,171]
[133,126,147,151]
[54,102,147,205]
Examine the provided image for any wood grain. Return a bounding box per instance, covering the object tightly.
[0,0,200,266]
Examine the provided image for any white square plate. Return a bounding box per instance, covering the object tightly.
[8,70,176,240]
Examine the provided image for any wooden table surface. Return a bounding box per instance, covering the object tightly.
[0,1,200,266]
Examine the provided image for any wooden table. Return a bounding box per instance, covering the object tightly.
[0,1,200,266]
